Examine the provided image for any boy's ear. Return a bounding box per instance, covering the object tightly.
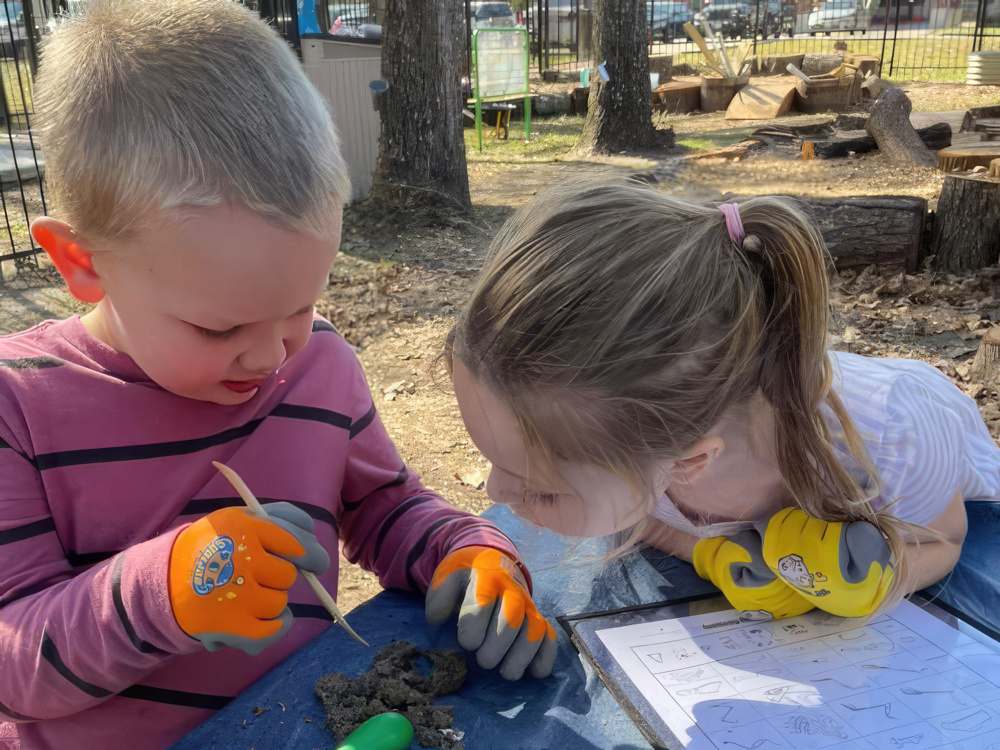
[30,217,105,303]
[667,437,725,486]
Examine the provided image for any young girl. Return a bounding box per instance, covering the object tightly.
[447,179,999,626]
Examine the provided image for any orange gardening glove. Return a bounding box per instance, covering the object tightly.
[425,546,557,680]
[168,503,329,655]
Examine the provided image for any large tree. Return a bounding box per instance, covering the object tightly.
[575,0,671,154]
[366,0,472,216]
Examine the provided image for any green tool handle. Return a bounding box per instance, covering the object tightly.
[336,712,414,750]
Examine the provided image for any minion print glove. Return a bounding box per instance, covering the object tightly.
[762,507,895,618]
[168,503,329,655]
[693,530,815,620]
[425,546,558,680]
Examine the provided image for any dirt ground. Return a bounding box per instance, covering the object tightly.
[2,80,999,615]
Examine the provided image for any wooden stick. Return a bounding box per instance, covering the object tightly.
[212,461,369,646]
[683,22,723,74]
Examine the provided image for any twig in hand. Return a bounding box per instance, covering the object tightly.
[212,461,369,646]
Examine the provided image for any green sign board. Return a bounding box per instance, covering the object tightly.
[471,27,531,150]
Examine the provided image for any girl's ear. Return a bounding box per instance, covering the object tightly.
[30,217,105,303]
[667,437,725,485]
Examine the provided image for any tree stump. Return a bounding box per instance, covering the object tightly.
[932,170,1000,271]
[865,88,938,167]
[970,327,1000,389]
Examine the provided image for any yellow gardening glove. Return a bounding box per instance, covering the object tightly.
[762,507,895,618]
[425,546,557,680]
[693,530,815,620]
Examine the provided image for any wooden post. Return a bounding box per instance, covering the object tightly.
[932,170,1000,272]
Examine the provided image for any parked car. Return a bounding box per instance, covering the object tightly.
[649,1,694,41]
[807,0,873,33]
[471,1,517,28]
[0,0,21,26]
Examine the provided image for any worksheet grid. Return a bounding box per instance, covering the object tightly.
[629,613,1000,749]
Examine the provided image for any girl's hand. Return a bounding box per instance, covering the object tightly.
[762,508,895,618]
[693,530,815,620]
[425,546,557,680]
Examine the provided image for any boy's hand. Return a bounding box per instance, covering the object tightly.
[425,546,557,680]
[169,503,329,655]
[762,507,895,618]
[693,530,815,620]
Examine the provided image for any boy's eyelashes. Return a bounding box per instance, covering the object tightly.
[189,306,315,339]
[197,325,239,339]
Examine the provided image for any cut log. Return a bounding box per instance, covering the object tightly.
[761,53,805,75]
[865,88,938,167]
[938,142,1000,171]
[845,53,881,78]
[726,194,926,273]
[805,122,952,159]
[931,171,1000,272]
[991,158,1000,178]
[960,105,1000,133]
[725,80,797,120]
[833,113,869,130]
[970,327,1000,388]
[652,80,700,114]
[801,53,844,77]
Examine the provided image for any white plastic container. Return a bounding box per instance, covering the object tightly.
[967,51,1000,86]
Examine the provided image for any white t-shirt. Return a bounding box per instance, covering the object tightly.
[649,351,1000,537]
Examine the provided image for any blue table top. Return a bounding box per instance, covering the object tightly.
[171,505,717,750]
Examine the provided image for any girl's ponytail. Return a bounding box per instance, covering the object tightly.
[738,197,910,607]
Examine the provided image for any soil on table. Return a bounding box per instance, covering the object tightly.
[314,640,467,750]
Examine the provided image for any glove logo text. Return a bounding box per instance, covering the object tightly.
[192,535,236,595]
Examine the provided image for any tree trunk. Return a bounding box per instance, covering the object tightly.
[932,172,1000,272]
[366,0,472,216]
[574,0,670,155]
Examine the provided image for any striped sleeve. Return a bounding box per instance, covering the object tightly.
[334,357,521,594]
[0,412,198,723]
[876,372,970,526]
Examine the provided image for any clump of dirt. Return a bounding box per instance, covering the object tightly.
[314,641,467,750]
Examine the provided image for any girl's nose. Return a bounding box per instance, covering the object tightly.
[238,329,287,374]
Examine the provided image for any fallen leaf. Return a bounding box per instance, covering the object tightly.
[454,469,485,489]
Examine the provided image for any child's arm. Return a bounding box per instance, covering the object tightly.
[0,450,201,723]
[640,516,699,562]
[894,488,967,592]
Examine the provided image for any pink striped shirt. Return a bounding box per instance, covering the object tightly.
[0,316,520,749]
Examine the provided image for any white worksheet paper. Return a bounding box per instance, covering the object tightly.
[595,600,1000,749]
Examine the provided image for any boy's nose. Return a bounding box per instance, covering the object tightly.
[238,331,287,375]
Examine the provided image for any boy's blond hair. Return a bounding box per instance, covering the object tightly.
[34,0,350,244]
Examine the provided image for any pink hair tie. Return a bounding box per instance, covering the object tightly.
[718,203,745,244]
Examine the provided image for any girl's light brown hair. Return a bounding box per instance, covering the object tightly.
[448,179,913,608]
